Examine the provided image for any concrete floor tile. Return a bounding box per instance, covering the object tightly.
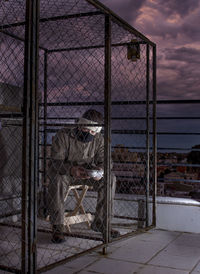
[63,255,98,269]
[149,252,199,270]
[173,233,200,248]
[162,243,200,258]
[86,257,141,274]
[108,240,165,263]
[137,265,189,274]
[45,265,76,274]
[135,230,180,244]
[78,271,100,274]
[111,230,177,248]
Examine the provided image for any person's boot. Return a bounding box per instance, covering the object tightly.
[51,224,65,243]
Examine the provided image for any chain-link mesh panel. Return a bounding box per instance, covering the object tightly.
[37,4,107,269]
[0,0,25,271]
[110,19,150,232]
[109,18,154,232]
[0,1,25,270]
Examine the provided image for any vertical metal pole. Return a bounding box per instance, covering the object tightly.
[145,44,150,227]
[103,14,111,253]
[152,45,157,226]
[33,1,39,271]
[22,0,39,273]
[22,1,31,271]
[28,1,39,272]
[43,51,48,217]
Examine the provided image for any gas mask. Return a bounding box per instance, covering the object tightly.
[75,128,94,143]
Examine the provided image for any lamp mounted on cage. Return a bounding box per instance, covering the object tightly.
[127,39,140,62]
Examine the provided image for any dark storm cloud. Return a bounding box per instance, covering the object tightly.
[165,47,200,64]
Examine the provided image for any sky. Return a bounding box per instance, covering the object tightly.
[0,0,199,149]
[99,0,200,149]
[100,0,200,101]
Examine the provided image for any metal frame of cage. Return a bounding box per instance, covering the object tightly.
[0,0,156,273]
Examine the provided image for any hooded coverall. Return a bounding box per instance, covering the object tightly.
[47,127,116,226]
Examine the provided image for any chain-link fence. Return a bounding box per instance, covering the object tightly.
[0,0,156,272]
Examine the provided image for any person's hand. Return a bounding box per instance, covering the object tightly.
[70,166,90,180]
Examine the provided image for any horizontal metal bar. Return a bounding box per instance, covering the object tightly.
[157,100,200,104]
[39,122,103,127]
[113,160,144,164]
[116,175,143,179]
[157,132,200,135]
[112,117,200,120]
[0,113,23,118]
[0,104,21,112]
[0,30,47,51]
[157,163,200,167]
[39,143,198,152]
[112,146,192,151]
[39,101,104,106]
[39,158,200,169]
[157,147,194,151]
[158,178,200,183]
[39,117,76,120]
[0,195,21,201]
[113,215,145,221]
[39,128,200,135]
[0,210,21,219]
[47,41,146,53]
[48,44,105,53]
[2,123,22,127]
[156,117,200,120]
[39,129,147,134]
[39,99,200,107]
[0,29,25,42]
[40,11,103,22]
[0,11,103,30]
[0,265,20,274]
[39,100,149,107]
[39,116,200,120]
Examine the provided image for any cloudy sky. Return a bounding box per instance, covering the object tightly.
[100,0,200,101]
[99,0,200,148]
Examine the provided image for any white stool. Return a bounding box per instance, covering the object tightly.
[64,185,92,232]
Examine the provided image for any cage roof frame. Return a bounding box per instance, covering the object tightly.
[86,0,155,47]
[0,0,155,51]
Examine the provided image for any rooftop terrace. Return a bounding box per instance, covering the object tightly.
[29,228,200,274]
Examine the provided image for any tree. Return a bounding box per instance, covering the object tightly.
[187,144,200,164]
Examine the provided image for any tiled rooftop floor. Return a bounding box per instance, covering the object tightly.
[42,229,200,274]
[0,229,200,273]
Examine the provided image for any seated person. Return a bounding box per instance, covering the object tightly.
[47,109,120,243]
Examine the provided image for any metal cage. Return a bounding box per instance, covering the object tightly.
[0,0,156,272]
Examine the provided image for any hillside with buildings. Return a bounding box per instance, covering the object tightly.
[112,144,200,199]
